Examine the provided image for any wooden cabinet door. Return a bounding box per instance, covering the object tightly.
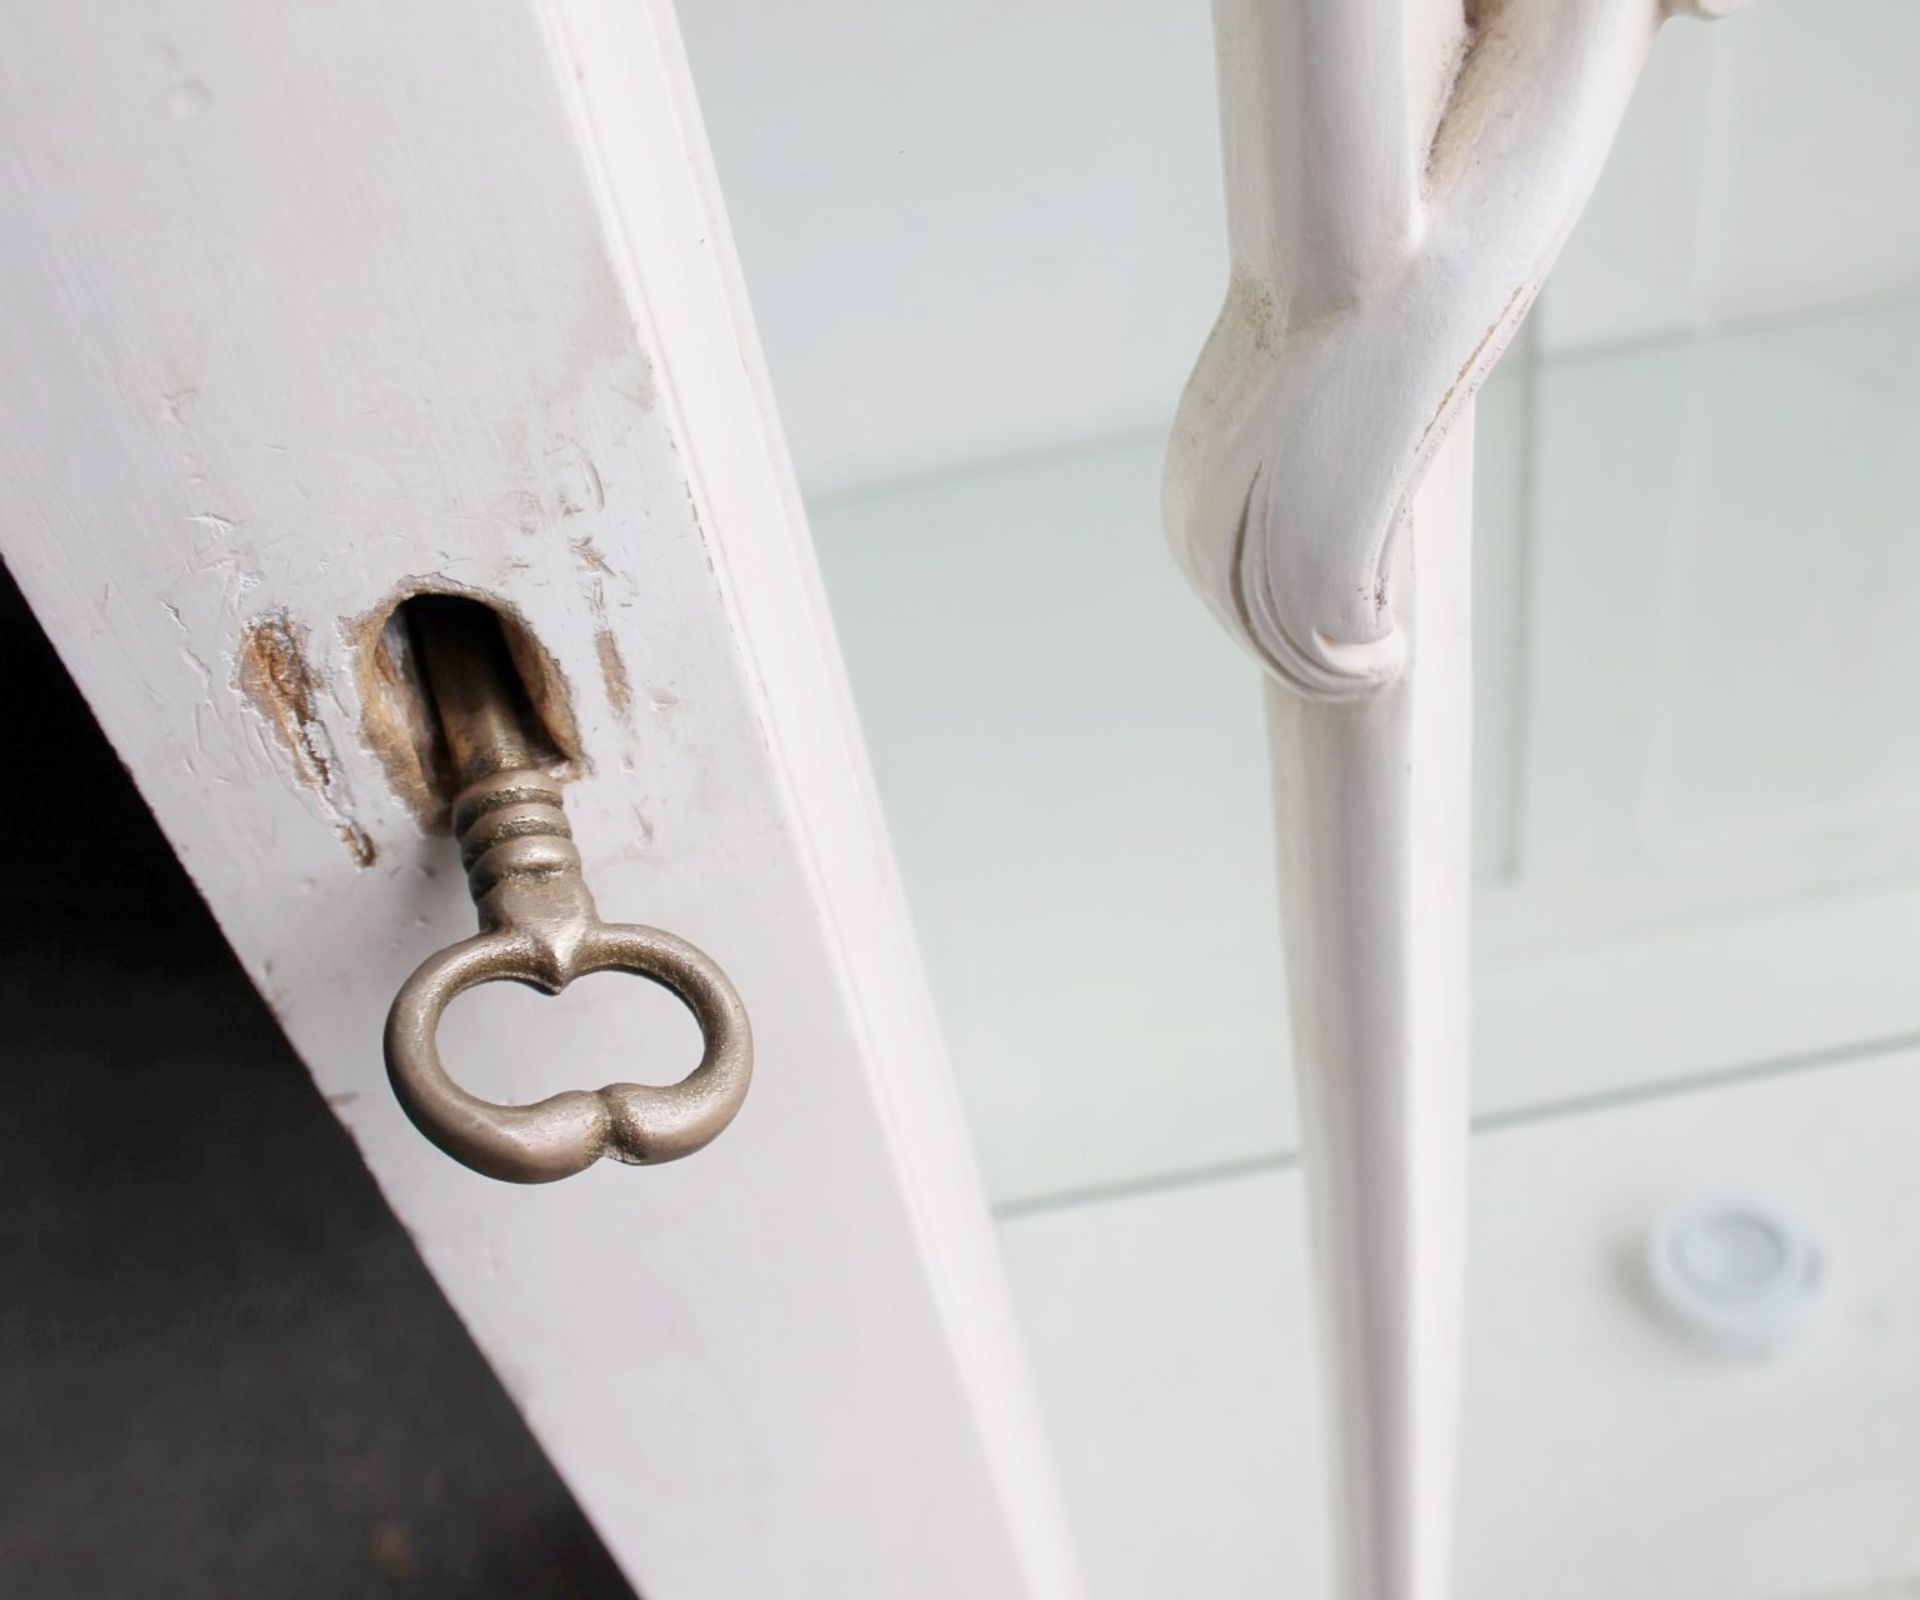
[0,4,1079,1596]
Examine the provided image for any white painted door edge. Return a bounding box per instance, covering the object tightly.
[0,2,1081,1595]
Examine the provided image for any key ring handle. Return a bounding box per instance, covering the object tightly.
[385,920,752,1184]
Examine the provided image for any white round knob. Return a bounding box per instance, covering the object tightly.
[1645,1195,1823,1359]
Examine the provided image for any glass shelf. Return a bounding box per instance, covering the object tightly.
[812,296,1920,1211]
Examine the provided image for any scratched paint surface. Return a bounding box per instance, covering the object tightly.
[0,3,1079,1597]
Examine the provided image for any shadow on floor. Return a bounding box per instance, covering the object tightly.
[0,562,635,1598]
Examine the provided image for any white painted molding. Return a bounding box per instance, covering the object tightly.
[1166,0,1746,701]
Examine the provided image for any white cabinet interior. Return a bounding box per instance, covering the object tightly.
[808,295,1920,1591]
[689,0,1920,1591]
[1000,1045,1920,1600]
[812,297,1920,1211]
[809,307,1920,1589]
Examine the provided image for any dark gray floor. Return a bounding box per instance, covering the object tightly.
[0,564,636,1599]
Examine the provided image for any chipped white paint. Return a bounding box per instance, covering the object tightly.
[1167,1,1746,1596]
[0,2,1080,1596]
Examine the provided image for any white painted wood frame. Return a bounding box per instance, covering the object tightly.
[0,3,1081,1596]
[1166,1,1749,1595]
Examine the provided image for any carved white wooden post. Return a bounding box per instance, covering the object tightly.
[1165,2,1746,1595]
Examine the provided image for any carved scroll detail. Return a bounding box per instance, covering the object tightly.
[1165,0,1747,701]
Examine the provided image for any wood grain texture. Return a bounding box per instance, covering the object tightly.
[0,3,1080,1595]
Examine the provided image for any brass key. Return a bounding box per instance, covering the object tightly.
[383,598,751,1183]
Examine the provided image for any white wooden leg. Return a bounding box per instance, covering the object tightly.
[1165,3,1747,1593]
[1268,420,1473,1600]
